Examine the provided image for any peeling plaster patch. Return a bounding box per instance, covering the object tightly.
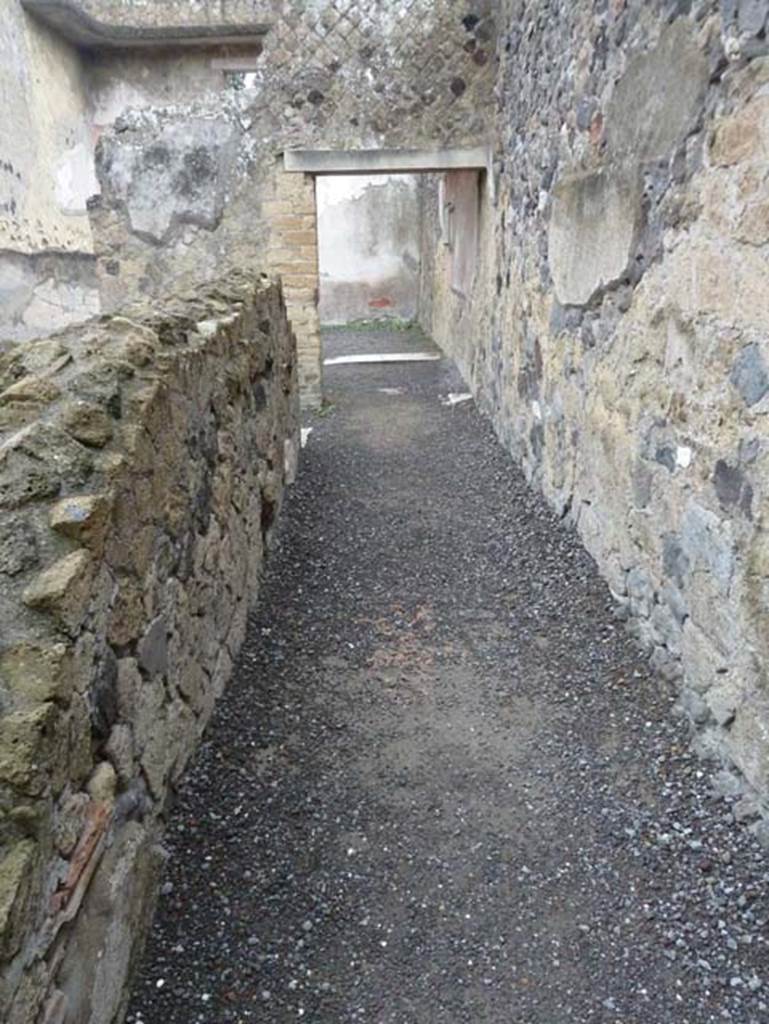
[97,117,238,244]
[548,170,639,307]
[0,251,99,343]
[55,141,100,214]
[0,259,34,322]
[0,3,95,255]
[91,80,150,128]
[23,278,100,332]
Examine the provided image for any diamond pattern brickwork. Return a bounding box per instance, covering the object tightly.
[244,0,497,150]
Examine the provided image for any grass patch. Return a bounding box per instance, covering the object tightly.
[322,317,419,332]
[318,399,337,417]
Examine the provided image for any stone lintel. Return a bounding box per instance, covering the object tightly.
[21,0,270,50]
[284,147,492,176]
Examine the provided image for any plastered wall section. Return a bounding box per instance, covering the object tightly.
[0,3,100,343]
[420,1,769,813]
[1,5,95,255]
[0,273,299,1024]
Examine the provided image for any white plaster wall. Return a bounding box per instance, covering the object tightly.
[0,2,97,255]
[88,52,230,130]
[317,174,420,324]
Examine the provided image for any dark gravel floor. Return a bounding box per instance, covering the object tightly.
[127,326,769,1024]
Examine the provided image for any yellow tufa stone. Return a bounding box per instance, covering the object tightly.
[86,761,117,805]
[709,95,769,168]
[22,550,94,634]
[60,401,114,448]
[0,375,61,406]
[0,705,55,795]
[0,840,36,960]
[49,494,112,554]
[0,642,70,708]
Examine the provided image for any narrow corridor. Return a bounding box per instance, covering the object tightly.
[128,327,769,1024]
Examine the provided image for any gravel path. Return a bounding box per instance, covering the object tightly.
[127,326,769,1024]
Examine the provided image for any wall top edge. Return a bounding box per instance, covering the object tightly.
[20,0,271,50]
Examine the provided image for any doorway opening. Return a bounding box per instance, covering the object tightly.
[271,147,490,408]
[316,173,420,327]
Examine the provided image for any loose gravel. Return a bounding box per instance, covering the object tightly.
[127,326,769,1024]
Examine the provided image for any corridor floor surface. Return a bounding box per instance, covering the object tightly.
[127,326,769,1024]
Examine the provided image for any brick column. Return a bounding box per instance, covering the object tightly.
[265,169,322,409]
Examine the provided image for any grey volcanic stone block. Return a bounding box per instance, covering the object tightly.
[138,616,168,678]
[731,343,769,407]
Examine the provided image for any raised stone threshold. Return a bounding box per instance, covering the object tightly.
[21,0,270,49]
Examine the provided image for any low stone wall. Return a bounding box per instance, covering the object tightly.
[0,273,298,1023]
[421,2,769,813]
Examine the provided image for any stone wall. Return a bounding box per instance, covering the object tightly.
[0,274,298,1024]
[264,169,322,407]
[317,175,420,325]
[0,3,100,344]
[85,0,497,404]
[5,0,495,399]
[420,1,769,809]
